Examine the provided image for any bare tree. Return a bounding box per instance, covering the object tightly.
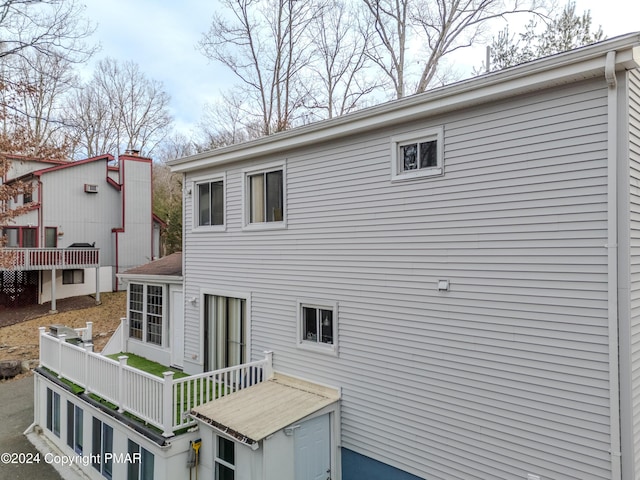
[1,50,77,149]
[305,0,380,119]
[198,0,317,135]
[66,80,119,158]
[362,0,410,99]
[197,90,267,149]
[0,81,69,258]
[0,0,92,257]
[364,0,547,98]
[67,58,173,158]
[0,0,96,63]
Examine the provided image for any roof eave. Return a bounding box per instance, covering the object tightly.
[116,273,183,284]
[169,33,640,174]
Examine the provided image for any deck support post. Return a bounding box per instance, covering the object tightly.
[95,266,101,305]
[50,268,57,314]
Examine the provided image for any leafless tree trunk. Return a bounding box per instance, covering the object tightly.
[0,0,96,63]
[67,58,173,158]
[305,0,380,119]
[364,0,546,98]
[362,0,410,99]
[1,50,77,149]
[198,0,317,135]
[197,91,261,149]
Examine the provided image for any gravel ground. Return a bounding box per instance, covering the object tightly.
[0,292,126,362]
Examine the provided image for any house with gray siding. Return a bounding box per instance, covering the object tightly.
[167,33,640,480]
[0,153,159,309]
[27,33,640,480]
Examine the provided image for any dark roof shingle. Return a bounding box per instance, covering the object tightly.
[121,252,182,277]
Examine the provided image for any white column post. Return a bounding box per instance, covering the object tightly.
[162,371,175,437]
[121,317,128,353]
[38,327,46,367]
[263,350,274,380]
[57,334,66,378]
[84,343,93,393]
[85,322,93,342]
[117,356,128,413]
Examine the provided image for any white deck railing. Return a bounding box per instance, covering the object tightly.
[39,327,272,437]
[0,247,99,271]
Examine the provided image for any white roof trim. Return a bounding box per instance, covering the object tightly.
[116,273,183,284]
[169,34,640,174]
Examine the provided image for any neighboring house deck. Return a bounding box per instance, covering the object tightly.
[1,153,160,309]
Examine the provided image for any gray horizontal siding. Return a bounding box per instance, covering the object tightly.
[629,68,640,480]
[42,160,121,266]
[183,79,611,479]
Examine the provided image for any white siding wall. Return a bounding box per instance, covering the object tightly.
[118,158,152,273]
[7,159,55,180]
[42,160,121,265]
[629,68,640,480]
[183,79,612,479]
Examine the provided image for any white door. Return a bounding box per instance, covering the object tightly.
[171,289,184,368]
[294,414,331,480]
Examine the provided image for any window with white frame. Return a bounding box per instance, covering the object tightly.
[127,439,154,480]
[146,285,163,345]
[298,301,338,353]
[245,166,284,225]
[128,283,164,346]
[196,178,224,227]
[63,269,84,285]
[46,388,60,437]
[129,284,144,340]
[66,401,83,454]
[215,436,235,480]
[391,127,444,181]
[92,418,113,479]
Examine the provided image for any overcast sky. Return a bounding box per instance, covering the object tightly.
[80,0,640,137]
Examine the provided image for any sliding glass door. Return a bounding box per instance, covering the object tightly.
[204,295,247,371]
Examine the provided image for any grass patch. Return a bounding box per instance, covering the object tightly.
[106,352,189,379]
[41,367,84,394]
[87,393,164,436]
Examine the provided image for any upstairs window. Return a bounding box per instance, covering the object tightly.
[196,178,224,228]
[1,227,36,247]
[391,127,444,181]
[244,164,285,227]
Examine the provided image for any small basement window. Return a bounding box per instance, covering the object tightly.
[63,269,85,285]
[391,127,444,181]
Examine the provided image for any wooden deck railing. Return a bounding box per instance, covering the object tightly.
[39,327,272,437]
[0,247,99,271]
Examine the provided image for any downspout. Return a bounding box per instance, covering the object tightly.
[605,49,622,480]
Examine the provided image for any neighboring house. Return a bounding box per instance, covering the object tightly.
[0,153,160,310]
[29,33,640,480]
